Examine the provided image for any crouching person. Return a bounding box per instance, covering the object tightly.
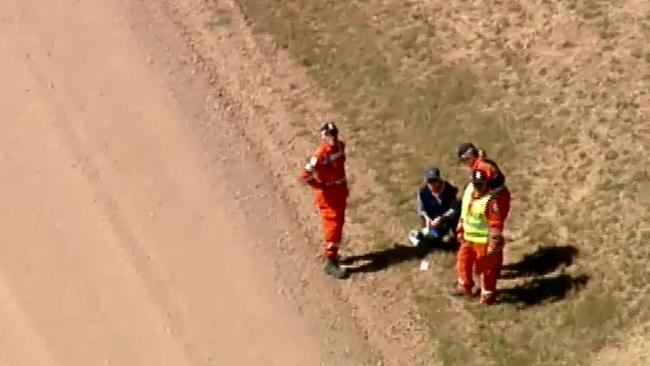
[409,167,460,247]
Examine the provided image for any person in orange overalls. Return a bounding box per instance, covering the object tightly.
[300,122,349,279]
[457,142,510,232]
[452,170,511,305]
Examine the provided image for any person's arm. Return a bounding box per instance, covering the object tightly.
[416,188,430,219]
[455,216,464,242]
[455,185,467,241]
[442,185,460,221]
[300,149,323,189]
[486,195,507,253]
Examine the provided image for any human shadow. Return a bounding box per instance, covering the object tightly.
[499,273,590,307]
[341,238,459,274]
[500,244,579,279]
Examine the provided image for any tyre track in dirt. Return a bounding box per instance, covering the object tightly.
[0,19,196,364]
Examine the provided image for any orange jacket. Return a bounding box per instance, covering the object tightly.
[471,157,505,189]
[300,140,348,190]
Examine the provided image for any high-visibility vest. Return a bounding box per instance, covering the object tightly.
[460,184,493,245]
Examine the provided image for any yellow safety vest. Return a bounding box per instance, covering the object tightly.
[460,184,493,245]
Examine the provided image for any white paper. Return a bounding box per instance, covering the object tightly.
[419,260,430,271]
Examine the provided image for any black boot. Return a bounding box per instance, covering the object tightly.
[324,257,348,279]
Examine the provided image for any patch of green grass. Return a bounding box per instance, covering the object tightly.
[416,294,474,366]
[437,338,470,366]
[564,290,619,331]
[472,325,541,366]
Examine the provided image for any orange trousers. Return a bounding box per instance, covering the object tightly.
[316,187,347,259]
[457,241,503,295]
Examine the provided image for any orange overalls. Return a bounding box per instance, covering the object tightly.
[457,158,511,304]
[300,140,349,259]
[456,186,511,304]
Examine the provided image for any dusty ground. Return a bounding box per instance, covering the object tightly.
[593,321,650,366]
[0,0,393,365]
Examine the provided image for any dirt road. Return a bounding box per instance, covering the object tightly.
[0,1,379,365]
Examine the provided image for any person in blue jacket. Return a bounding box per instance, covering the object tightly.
[409,166,461,246]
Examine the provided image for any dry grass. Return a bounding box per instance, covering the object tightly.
[235,0,650,364]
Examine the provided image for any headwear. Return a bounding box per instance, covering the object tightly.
[424,167,441,182]
[320,121,339,137]
[457,142,477,160]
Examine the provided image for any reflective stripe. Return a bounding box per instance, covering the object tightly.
[309,156,318,166]
[305,155,318,172]
[321,142,345,166]
[308,143,346,186]
[308,148,344,167]
[304,166,317,179]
